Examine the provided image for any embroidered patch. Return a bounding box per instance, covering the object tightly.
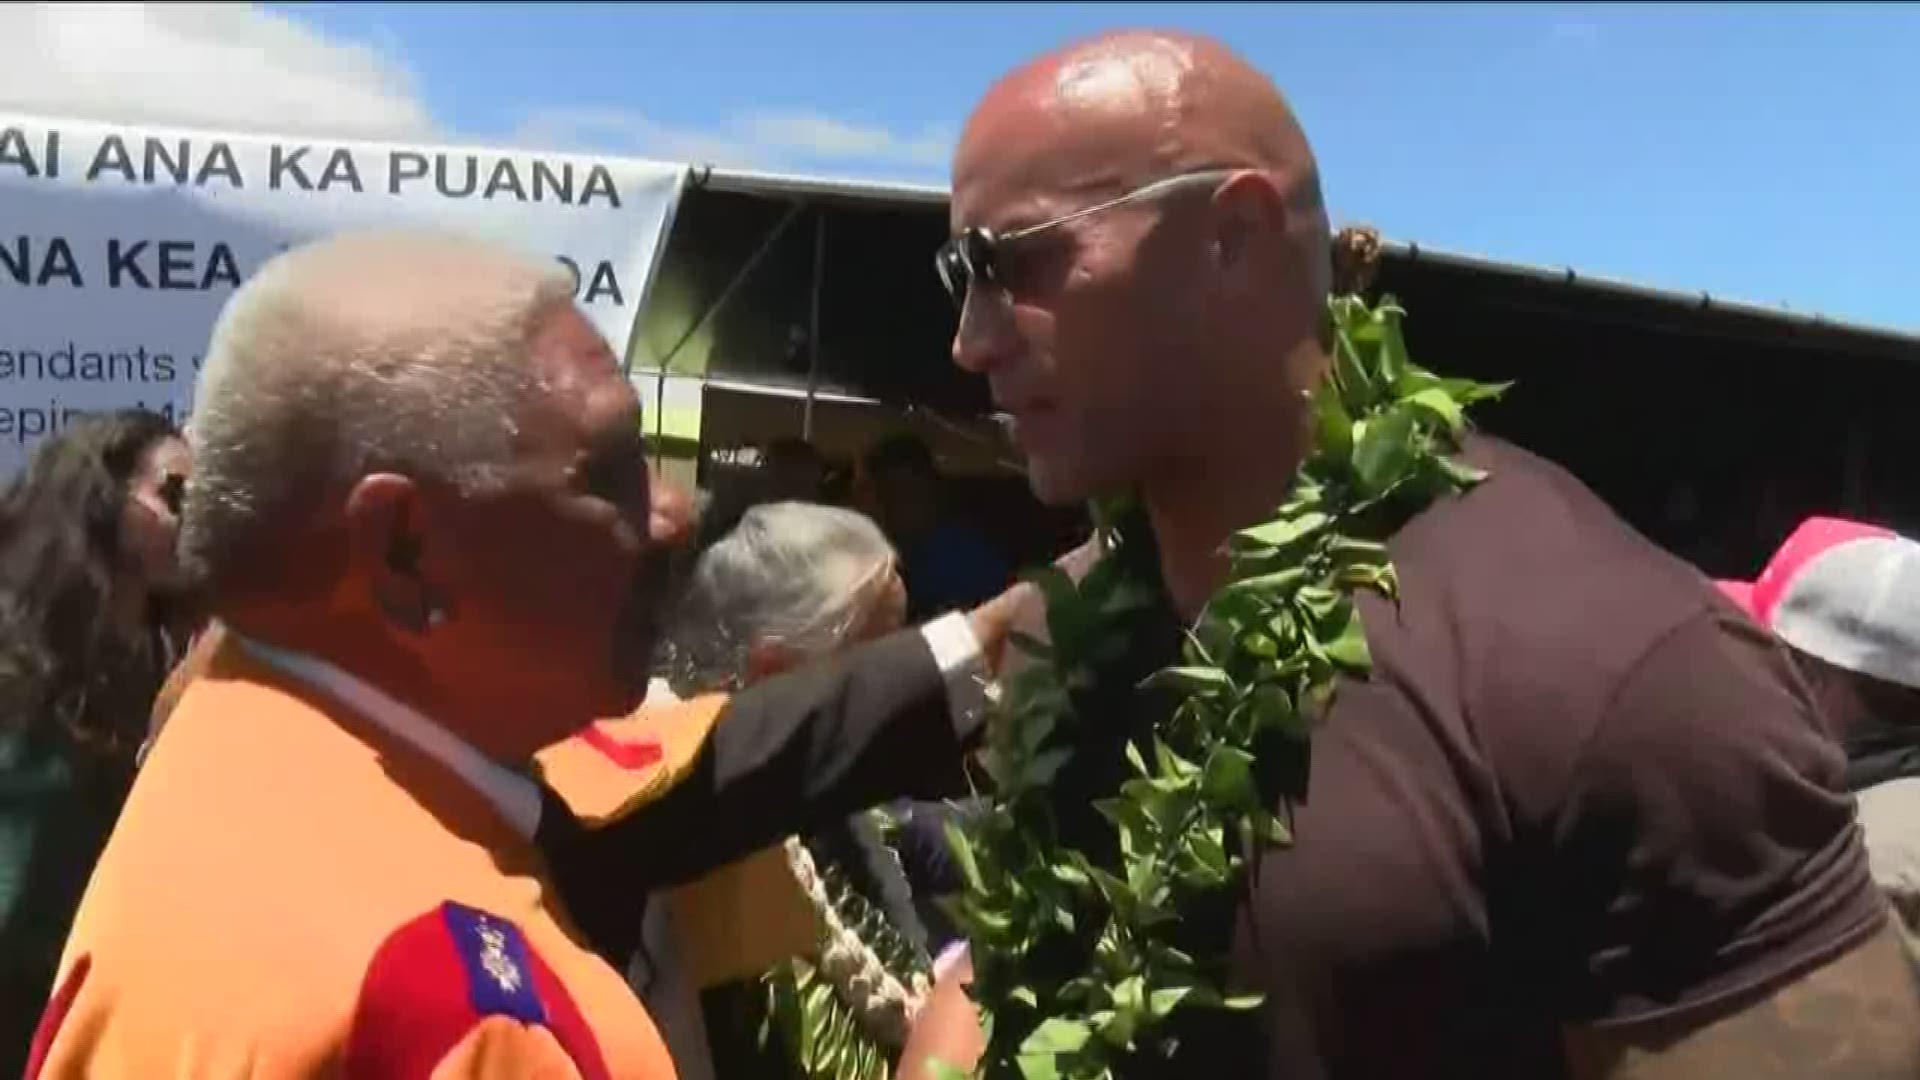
[439,902,546,1026]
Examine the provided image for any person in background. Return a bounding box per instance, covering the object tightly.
[0,408,194,1076]
[1717,516,1920,945]
[660,501,939,1080]
[30,231,1026,1079]
[761,438,830,506]
[858,432,1010,623]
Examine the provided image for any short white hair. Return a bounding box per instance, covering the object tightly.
[663,502,896,693]
[181,229,575,585]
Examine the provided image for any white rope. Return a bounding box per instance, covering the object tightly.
[783,835,931,1047]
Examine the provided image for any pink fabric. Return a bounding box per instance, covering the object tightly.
[1723,517,1894,627]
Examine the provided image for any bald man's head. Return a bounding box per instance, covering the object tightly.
[948,29,1332,506]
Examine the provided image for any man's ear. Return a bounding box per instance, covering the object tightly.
[343,473,437,635]
[1210,170,1286,271]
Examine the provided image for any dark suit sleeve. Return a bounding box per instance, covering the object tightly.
[538,627,981,963]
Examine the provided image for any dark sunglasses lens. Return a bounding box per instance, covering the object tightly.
[935,229,1000,309]
[934,241,970,306]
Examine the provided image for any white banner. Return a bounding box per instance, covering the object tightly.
[0,114,687,476]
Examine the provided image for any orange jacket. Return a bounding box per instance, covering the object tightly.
[27,641,680,1080]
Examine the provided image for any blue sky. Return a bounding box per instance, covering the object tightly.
[187,4,1920,331]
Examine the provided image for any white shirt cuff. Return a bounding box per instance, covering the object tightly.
[919,612,990,742]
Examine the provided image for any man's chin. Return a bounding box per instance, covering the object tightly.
[1024,458,1115,510]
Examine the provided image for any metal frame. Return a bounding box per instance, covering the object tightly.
[647,164,1920,477]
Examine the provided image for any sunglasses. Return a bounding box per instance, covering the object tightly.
[933,168,1240,309]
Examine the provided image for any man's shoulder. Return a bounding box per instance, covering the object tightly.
[1378,433,1722,698]
[343,900,616,1078]
[41,897,612,1076]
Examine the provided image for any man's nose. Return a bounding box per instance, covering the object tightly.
[951,288,1014,376]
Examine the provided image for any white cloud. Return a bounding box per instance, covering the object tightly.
[0,3,949,178]
[509,105,953,176]
[509,106,770,168]
[0,2,433,139]
[735,109,951,169]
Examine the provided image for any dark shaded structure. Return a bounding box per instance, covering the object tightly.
[633,169,1920,578]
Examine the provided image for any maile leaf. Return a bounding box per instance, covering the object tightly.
[1236,512,1328,550]
[1021,1018,1093,1056]
[1321,605,1371,671]
[1352,406,1418,497]
[1140,665,1231,694]
[944,819,985,894]
[1404,387,1464,434]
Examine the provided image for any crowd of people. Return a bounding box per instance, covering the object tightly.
[2,25,1919,1080]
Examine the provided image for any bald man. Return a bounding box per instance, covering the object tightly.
[905,29,1920,1080]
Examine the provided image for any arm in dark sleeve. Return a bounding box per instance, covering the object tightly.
[1550,609,1919,1076]
[539,625,984,960]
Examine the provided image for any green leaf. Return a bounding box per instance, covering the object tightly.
[1331,332,1377,407]
[1352,406,1418,497]
[1225,992,1268,1011]
[944,819,985,894]
[1140,665,1231,694]
[1236,512,1328,550]
[1015,1054,1061,1080]
[1149,985,1197,1019]
[1312,379,1354,460]
[1438,454,1489,488]
[1321,604,1371,671]
[1021,1018,1093,1056]
[1200,745,1259,809]
[1404,387,1465,434]
[1219,566,1310,599]
[1020,747,1074,787]
[1150,736,1202,782]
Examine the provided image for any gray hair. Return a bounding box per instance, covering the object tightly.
[181,229,576,588]
[663,502,896,694]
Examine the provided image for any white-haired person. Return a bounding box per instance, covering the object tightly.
[647,501,956,1080]
[25,231,1029,1080]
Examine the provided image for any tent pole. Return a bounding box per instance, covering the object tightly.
[657,201,806,373]
[649,199,804,471]
[803,209,827,442]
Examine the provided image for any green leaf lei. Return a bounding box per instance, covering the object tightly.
[941,294,1506,1080]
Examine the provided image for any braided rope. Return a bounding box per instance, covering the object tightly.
[783,834,932,1048]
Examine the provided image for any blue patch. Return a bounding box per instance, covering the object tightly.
[440,902,548,1026]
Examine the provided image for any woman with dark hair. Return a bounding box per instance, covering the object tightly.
[0,408,195,1068]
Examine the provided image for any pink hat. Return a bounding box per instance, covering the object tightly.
[1718,516,1920,691]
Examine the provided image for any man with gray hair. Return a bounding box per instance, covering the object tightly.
[28,230,1026,1079]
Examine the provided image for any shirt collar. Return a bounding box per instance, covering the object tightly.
[233,634,543,840]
